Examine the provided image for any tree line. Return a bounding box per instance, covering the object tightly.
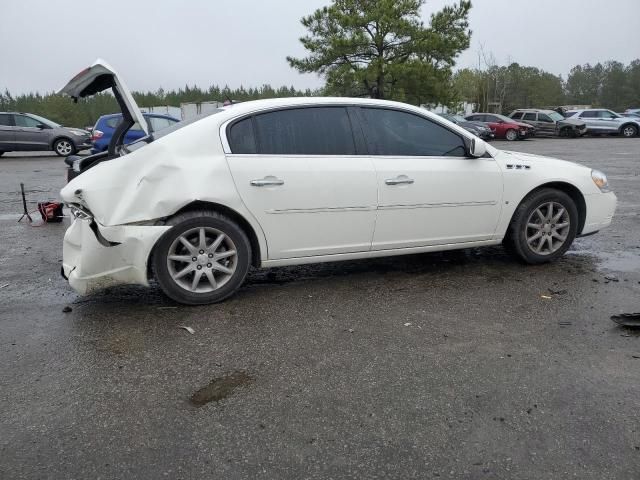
[0,84,319,128]
[453,59,640,114]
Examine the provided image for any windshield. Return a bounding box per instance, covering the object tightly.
[29,113,61,128]
[548,112,564,122]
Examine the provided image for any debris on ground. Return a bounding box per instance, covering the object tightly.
[540,295,552,300]
[558,321,572,326]
[62,306,72,313]
[611,313,640,327]
[0,283,9,289]
[604,274,620,282]
[178,325,195,334]
[404,322,412,327]
[548,288,568,295]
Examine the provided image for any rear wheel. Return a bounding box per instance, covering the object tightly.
[621,124,638,137]
[152,210,251,305]
[505,189,578,264]
[53,138,75,157]
[505,129,518,141]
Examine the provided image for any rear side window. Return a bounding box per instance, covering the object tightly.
[362,108,465,157]
[251,107,356,155]
[511,112,523,120]
[580,111,597,118]
[228,117,257,154]
[105,117,121,128]
[0,114,12,126]
[149,116,177,132]
[522,113,536,121]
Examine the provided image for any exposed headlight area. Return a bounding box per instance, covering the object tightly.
[68,203,93,220]
[70,130,88,136]
[591,169,610,192]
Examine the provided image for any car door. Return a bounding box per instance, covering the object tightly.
[521,112,543,134]
[0,113,15,151]
[12,114,49,151]
[597,110,621,132]
[225,106,378,260]
[359,107,503,249]
[536,113,557,136]
[578,110,600,132]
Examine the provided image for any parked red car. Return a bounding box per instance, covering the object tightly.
[465,113,535,141]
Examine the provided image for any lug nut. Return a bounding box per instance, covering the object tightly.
[207,263,212,268]
[208,253,213,258]
[197,265,202,270]
[199,250,204,254]
[192,257,197,261]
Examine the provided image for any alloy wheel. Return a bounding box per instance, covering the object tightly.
[525,202,571,255]
[56,140,73,156]
[622,125,637,137]
[166,227,237,293]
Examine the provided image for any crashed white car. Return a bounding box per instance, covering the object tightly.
[59,60,617,305]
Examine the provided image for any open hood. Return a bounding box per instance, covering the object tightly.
[58,59,148,134]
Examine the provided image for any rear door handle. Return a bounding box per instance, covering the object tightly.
[250,176,284,187]
[385,175,414,186]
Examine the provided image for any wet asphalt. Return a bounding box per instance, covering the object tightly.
[0,138,639,479]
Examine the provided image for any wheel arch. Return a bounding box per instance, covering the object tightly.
[151,200,263,271]
[50,135,73,150]
[509,182,587,235]
[619,122,638,136]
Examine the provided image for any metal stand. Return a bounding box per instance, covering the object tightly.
[18,183,33,223]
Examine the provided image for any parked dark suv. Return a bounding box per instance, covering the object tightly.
[509,109,587,137]
[0,112,91,156]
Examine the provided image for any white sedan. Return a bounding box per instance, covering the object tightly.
[59,60,617,305]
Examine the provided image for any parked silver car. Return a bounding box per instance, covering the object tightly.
[564,109,640,137]
[0,112,91,156]
[509,109,587,137]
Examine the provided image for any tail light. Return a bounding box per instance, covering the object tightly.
[90,130,103,142]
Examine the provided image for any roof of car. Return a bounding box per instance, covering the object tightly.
[512,108,556,114]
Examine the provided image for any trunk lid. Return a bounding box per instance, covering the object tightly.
[58,59,149,134]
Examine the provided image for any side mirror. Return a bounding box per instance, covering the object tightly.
[469,138,487,158]
[36,123,48,129]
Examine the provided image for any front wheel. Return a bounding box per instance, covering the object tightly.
[53,138,75,157]
[152,210,251,305]
[505,189,578,264]
[505,129,518,141]
[621,124,638,137]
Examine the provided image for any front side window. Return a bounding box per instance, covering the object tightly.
[14,115,42,128]
[362,108,466,157]
[252,107,356,155]
[538,114,553,123]
[597,110,617,119]
[523,113,537,121]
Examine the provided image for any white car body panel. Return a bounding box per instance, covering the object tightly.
[58,59,149,134]
[57,79,617,296]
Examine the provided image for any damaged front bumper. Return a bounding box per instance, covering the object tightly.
[61,213,170,295]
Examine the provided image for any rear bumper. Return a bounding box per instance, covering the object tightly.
[581,191,617,235]
[61,217,170,295]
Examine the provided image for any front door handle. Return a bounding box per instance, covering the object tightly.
[385,175,414,186]
[250,176,284,187]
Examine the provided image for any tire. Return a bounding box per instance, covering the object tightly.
[53,138,76,157]
[505,188,578,264]
[620,124,638,138]
[505,129,518,141]
[152,210,251,305]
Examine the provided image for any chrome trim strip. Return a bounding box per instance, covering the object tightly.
[379,201,497,210]
[266,206,376,214]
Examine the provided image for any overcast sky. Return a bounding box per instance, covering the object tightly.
[1,0,639,95]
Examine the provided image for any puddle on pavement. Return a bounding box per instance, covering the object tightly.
[568,248,640,273]
[190,371,252,406]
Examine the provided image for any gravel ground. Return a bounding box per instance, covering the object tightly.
[0,137,639,479]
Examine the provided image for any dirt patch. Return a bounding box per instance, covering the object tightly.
[190,371,253,406]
